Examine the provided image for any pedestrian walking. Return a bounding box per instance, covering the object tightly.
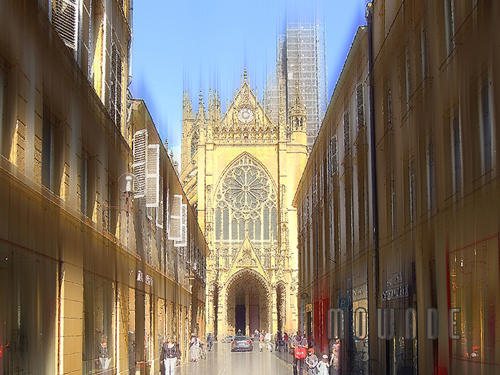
[259,332,264,352]
[329,339,340,375]
[305,348,319,375]
[291,331,308,375]
[162,336,179,375]
[316,354,330,375]
[264,331,273,352]
[189,334,203,362]
[206,333,214,351]
[284,332,289,352]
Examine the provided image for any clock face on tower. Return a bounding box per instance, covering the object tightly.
[238,107,254,123]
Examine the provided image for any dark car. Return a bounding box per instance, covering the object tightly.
[231,336,253,352]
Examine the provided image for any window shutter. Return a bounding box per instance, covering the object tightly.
[356,83,365,129]
[146,144,159,207]
[110,39,122,126]
[165,184,170,235]
[156,180,164,228]
[132,129,148,198]
[343,111,350,152]
[175,203,187,248]
[169,194,182,241]
[51,0,78,51]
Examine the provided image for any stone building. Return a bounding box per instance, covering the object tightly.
[0,1,207,374]
[293,26,370,357]
[181,71,308,336]
[294,1,500,374]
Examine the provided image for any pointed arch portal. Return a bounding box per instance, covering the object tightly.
[225,269,270,336]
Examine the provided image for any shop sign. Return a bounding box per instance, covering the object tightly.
[381,271,411,301]
[382,285,411,301]
[136,270,153,286]
[306,303,313,312]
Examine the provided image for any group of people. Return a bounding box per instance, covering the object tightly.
[160,332,215,375]
[291,331,341,375]
[252,329,292,352]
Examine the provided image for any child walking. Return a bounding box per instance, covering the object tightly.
[316,354,329,375]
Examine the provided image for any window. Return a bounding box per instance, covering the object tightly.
[51,0,78,51]
[191,132,199,159]
[42,109,54,190]
[405,50,411,111]
[390,169,396,234]
[409,158,415,223]
[343,111,350,152]
[80,150,89,215]
[110,37,122,127]
[214,154,277,244]
[421,28,428,79]
[83,273,115,373]
[452,115,462,193]
[387,89,393,130]
[328,135,338,187]
[481,84,492,174]
[427,140,435,211]
[356,83,365,129]
[444,0,455,55]
[132,129,148,198]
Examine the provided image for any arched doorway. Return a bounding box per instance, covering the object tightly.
[225,270,270,336]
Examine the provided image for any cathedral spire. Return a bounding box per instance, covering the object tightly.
[197,89,206,122]
[183,90,193,119]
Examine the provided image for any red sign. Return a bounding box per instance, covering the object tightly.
[0,346,3,357]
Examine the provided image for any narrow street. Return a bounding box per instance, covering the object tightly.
[177,342,292,375]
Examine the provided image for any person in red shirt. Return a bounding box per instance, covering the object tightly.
[290,331,308,375]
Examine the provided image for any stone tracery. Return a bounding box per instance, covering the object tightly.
[215,154,278,243]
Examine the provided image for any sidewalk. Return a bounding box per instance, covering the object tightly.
[272,346,293,366]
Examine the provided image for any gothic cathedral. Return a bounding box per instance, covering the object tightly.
[180,70,308,336]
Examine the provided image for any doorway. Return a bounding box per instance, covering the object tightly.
[235,305,246,334]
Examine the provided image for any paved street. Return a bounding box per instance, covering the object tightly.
[177,342,292,375]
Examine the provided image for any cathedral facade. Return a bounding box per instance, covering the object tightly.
[180,71,308,336]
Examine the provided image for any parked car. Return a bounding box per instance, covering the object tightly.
[221,335,234,343]
[231,336,253,352]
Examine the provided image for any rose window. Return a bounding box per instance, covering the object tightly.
[214,155,277,243]
[222,164,270,214]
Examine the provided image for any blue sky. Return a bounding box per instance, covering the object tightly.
[131,0,367,161]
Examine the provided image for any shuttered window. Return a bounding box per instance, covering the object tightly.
[51,0,78,51]
[146,144,159,207]
[156,180,163,228]
[481,84,492,173]
[169,194,182,241]
[132,129,147,198]
[110,37,123,127]
[343,111,350,152]
[356,83,365,129]
[174,204,187,248]
[452,116,462,193]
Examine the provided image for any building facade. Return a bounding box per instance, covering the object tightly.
[293,26,370,360]
[181,72,308,337]
[294,1,500,374]
[264,22,328,147]
[0,1,207,374]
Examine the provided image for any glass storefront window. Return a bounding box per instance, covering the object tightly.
[0,247,58,374]
[83,273,115,374]
[448,236,500,373]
